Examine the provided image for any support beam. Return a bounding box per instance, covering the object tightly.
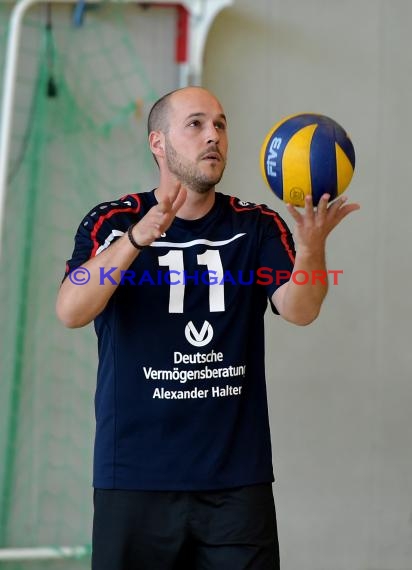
[0,545,90,561]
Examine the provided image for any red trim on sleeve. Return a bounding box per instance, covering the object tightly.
[90,195,142,256]
[229,196,295,264]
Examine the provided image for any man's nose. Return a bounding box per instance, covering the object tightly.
[205,123,220,145]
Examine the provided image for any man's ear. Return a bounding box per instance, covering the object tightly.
[149,131,165,160]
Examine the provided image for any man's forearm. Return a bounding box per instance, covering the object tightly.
[273,250,328,325]
[276,193,360,324]
[56,233,140,328]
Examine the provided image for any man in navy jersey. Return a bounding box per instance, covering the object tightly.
[56,86,359,569]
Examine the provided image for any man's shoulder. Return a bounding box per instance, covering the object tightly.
[76,190,156,231]
[218,192,286,222]
[83,190,155,219]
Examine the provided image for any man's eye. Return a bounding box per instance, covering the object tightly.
[188,120,201,127]
[215,122,227,130]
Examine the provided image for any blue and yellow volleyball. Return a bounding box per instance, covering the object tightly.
[260,113,355,207]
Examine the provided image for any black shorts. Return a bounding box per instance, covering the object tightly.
[92,483,280,570]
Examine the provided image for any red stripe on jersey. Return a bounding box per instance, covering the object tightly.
[229,196,295,264]
[90,195,142,256]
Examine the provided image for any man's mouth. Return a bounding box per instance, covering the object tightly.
[201,152,221,162]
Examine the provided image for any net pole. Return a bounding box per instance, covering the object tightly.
[0,0,41,546]
[0,0,35,262]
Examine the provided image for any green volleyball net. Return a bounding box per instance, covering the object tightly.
[0,3,178,568]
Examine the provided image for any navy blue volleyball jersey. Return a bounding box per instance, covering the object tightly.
[64,190,295,490]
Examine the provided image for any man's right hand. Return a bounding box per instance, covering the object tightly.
[132,183,187,246]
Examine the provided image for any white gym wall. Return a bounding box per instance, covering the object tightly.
[204,1,412,569]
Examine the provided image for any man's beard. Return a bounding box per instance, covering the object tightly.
[164,136,225,194]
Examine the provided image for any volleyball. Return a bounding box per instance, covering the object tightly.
[260,113,356,207]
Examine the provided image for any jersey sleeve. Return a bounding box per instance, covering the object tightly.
[63,194,142,280]
[257,205,296,312]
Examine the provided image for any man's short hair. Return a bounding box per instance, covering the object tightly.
[148,86,211,136]
[147,90,177,136]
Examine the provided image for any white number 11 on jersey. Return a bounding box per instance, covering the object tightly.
[158,250,225,313]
